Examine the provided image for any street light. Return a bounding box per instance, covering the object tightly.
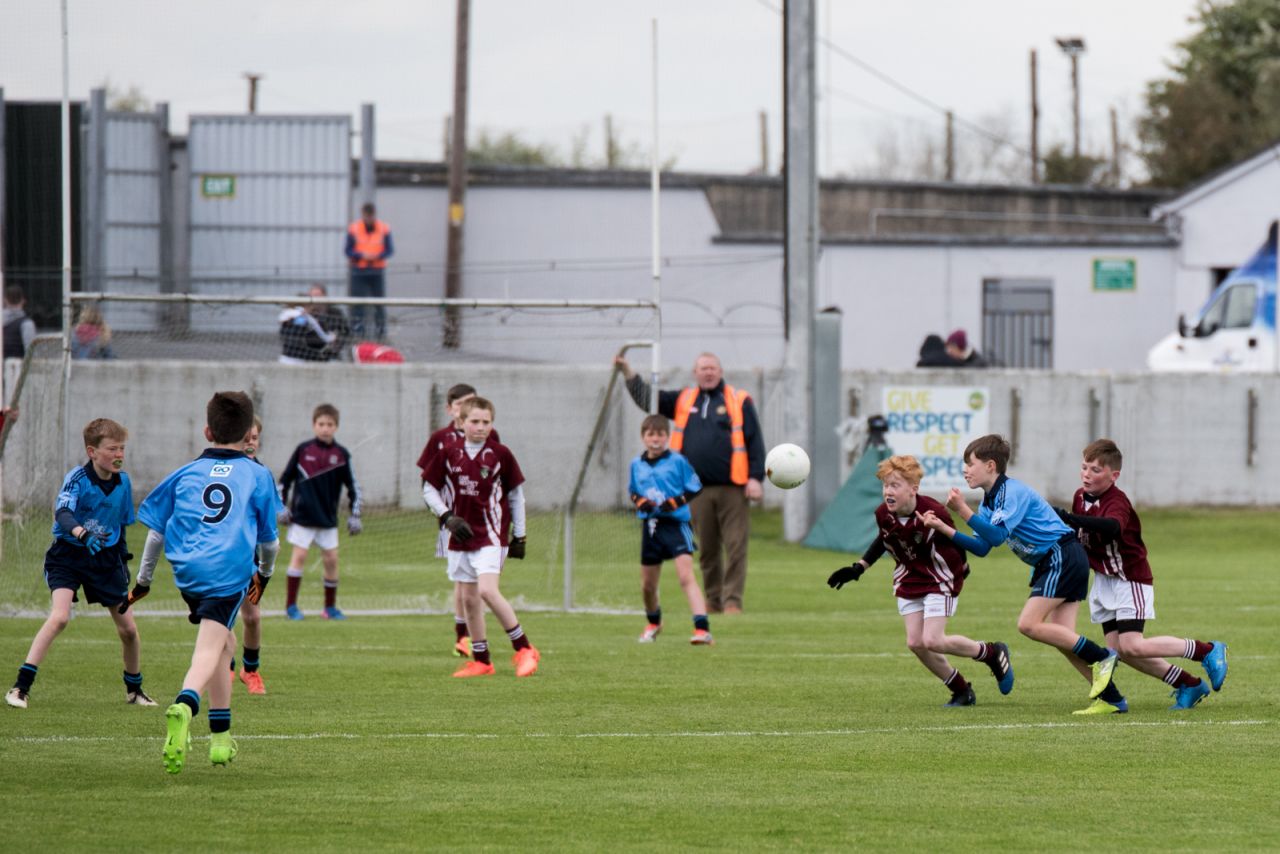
[1055,37,1086,161]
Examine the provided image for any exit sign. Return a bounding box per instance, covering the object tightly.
[200,175,236,198]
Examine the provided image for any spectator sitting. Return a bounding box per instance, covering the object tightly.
[916,334,960,367]
[279,302,337,364]
[308,284,350,361]
[72,304,116,360]
[945,329,988,368]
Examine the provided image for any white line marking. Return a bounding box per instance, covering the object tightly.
[8,719,1272,745]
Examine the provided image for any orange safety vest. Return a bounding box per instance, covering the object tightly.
[670,384,751,486]
[349,219,391,269]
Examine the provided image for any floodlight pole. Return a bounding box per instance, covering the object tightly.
[782,0,818,542]
[59,0,73,475]
[1055,37,1086,162]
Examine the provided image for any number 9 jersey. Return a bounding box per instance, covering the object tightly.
[138,448,282,597]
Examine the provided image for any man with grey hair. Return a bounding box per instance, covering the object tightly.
[614,352,765,614]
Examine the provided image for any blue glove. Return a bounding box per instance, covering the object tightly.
[77,528,106,555]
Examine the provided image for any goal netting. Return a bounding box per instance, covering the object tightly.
[0,294,665,618]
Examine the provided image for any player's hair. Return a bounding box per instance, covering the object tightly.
[1083,438,1122,470]
[446,383,477,404]
[460,396,495,419]
[83,417,127,448]
[207,392,254,444]
[252,414,264,432]
[640,414,670,435]
[964,434,1010,473]
[313,403,340,425]
[876,454,923,486]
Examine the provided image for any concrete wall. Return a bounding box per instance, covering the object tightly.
[4,360,1276,512]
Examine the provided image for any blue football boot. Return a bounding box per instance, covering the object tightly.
[1202,641,1228,692]
[1169,681,1210,710]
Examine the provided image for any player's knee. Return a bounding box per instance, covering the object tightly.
[1016,618,1039,639]
[116,623,139,644]
[922,636,948,654]
[906,639,928,657]
[46,613,71,634]
[1115,636,1143,659]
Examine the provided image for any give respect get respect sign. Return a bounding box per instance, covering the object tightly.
[881,386,990,492]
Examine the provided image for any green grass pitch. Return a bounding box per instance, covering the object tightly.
[1,508,1277,852]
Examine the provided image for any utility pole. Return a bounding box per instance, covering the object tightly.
[1055,37,1086,162]
[604,113,615,168]
[443,0,470,349]
[944,110,955,182]
[244,72,262,114]
[1029,49,1040,183]
[759,110,769,174]
[1109,106,1120,186]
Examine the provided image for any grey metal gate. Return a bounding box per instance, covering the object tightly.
[982,278,1053,368]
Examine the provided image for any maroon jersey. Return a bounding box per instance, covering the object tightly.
[424,439,524,551]
[416,425,500,480]
[874,495,967,599]
[1071,485,1153,584]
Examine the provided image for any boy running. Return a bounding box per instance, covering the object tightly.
[1056,439,1227,710]
[279,403,362,620]
[629,414,712,645]
[6,418,156,709]
[129,391,280,773]
[828,454,1013,706]
[421,397,539,678]
[918,434,1129,714]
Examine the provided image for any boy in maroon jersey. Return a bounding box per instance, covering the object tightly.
[827,455,1013,706]
[415,383,500,659]
[421,397,538,678]
[1056,439,1227,711]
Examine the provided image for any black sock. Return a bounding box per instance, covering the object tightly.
[1071,636,1111,665]
[123,671,143,693]
[175,689,200,716]
[208,708,231,734]
[693,615,710,631]
[242,647,260,673]
[472,640,491,665]
[15,663,38,692]
[646,609,662,626]
[1099,680,1125,704]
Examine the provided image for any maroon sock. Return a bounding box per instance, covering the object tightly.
[505,624,531,651]
[1185,639,1213,662]
[323,581,337,609]
[1164,666,1202,689]
[455,618,469,640]
[472,640,491,665]
[973,642,994,663]
[944,669,970,694]
[286,574,302,607]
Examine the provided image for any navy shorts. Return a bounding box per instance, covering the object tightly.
[1028,536,1089,602]
[181,589,248,629]
[43,539,129,607]
[640,517,696,565]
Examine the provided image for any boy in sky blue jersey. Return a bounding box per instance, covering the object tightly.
[128,391,281,772]
[918,434,1128,715]
[628,414,712,645]
[5,418,157,709]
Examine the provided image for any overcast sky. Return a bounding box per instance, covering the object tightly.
[2,1,1201,179]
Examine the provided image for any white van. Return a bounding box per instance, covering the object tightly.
[1148,222,1278,372]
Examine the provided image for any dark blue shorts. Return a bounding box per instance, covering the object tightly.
[1028,536,1089,602]
[640,517,696,565]
[43,539,129,607]
[181,589,248,630]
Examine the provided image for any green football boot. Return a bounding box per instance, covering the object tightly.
[163,703,193,774]
[209,731,239,766]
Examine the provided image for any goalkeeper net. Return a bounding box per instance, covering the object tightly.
[0,294,663,617]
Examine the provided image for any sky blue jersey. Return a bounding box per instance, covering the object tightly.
[629,449,702,521]
[972,475,1072,565]
[50,464,135,548]
[138,448,281,597]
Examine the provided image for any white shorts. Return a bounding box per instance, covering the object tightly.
[1089,574,1155,623]
[287,524,339,551]
[897,593,957,619]
[435,527,449,559]
[447,546,504,582]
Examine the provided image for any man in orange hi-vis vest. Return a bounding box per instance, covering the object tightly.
[344,203,394,341]
[614,352,765,614]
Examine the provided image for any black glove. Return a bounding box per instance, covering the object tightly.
[117,583,150,614]
[246,571,270,605]
[827,563,867,589]
[1054,506,1073,523]
[508,536,527,560]
[632,495,657,515]
[77,527,106,555]
[441,511,474,541]
[660,495,687,513]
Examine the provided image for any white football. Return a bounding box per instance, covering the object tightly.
[765,443,810,489]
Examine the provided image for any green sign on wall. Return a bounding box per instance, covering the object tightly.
[1093,257,1136,291]
[200,174,236,198]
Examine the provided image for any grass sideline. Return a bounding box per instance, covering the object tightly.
[1,508,1277,852]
